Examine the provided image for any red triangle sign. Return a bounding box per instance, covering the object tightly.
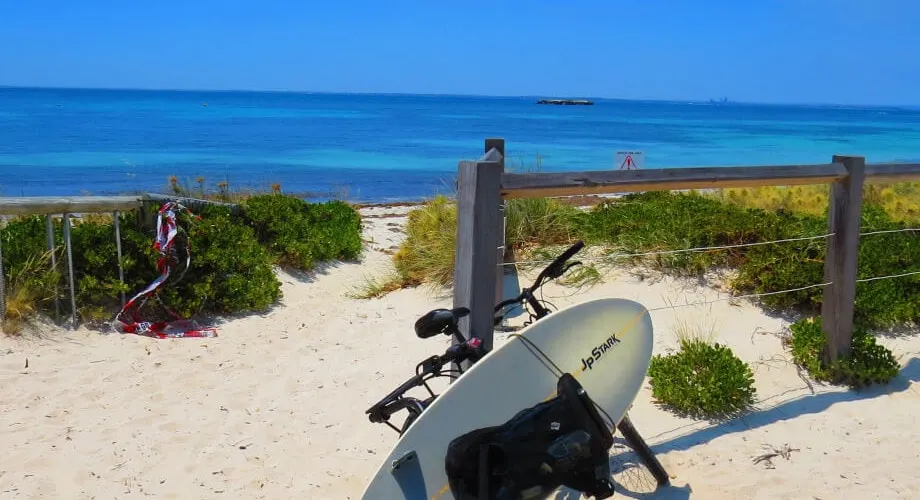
[620,155,634,170]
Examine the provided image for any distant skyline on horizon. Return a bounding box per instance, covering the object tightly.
[4,84,919,110]
[2,1,918,107]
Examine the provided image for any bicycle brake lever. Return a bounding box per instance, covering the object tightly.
[546,261,582,280]
[563,261,582,273]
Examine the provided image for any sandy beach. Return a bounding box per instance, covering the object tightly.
[2,205,920,500]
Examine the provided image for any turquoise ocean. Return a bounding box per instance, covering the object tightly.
[1,87,919,203]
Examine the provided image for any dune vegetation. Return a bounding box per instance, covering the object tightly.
[379,182,919,393]
[1,185,362,334]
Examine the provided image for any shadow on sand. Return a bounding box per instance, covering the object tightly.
[650,357,920,457]
[553,468,692,500]
[605,482,693,500]
[282,258,355,284]
[554,357,920,499]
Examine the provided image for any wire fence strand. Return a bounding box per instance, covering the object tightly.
[645,282,834,313]
[860,227,920,236]
[502,233,836,268]
[500,224,920,315]
[502,225,920,269]
[855,270,920,283]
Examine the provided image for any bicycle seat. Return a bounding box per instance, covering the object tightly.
[415,307,470,338]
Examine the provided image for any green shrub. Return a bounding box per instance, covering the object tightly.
[729,210,829,313]
[734,204,920,327]
[69,214,153,322]
[152,205,281,317]
[2,194,366,330]
[647,339,757,420]
[579,191,790,276]
[2,206,286,328]
[788,317,900,388]
[581,191,920,328]
[242,194,363,270]
[59,208,281,321]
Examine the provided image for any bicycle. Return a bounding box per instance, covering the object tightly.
[365,240,669,488]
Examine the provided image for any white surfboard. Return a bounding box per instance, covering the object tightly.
[360,297,655,499]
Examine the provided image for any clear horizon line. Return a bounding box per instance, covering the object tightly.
[1,83,917,110]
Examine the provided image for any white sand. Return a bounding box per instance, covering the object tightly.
[2,207,920,499]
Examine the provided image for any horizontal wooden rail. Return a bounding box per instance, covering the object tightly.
[0,196,143,215]
[864,162,920,183]
[0,193,240,216]
[142,193,240,210]
[501,163,848,199]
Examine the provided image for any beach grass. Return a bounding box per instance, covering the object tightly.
[392,195,457,288]
[1,249,59,335]
[706,182,920,225]
[163,175,355,205]
[347,272,404,299]
[670,308,719,346]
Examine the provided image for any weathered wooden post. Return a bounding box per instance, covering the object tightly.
[485,138,506,306]
[452,142,505,366]
[821,155,866,364]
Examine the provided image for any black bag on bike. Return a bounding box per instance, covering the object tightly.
[444,373,615,499]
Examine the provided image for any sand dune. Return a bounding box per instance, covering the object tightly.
[2,207,920,499]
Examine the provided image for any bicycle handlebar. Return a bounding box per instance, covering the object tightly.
[536,239,585,287]
[493,240,585,323]
[369,396,429,425]
[368,240,586,429]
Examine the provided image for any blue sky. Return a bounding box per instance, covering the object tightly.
[1,1,917,105]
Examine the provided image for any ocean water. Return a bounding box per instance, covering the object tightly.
[2,87,919,203]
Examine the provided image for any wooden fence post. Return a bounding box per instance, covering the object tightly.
[453,147,504,365]
[485,138,506,307]
[821,155,866,364]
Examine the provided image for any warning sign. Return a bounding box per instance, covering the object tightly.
[615,151,644,170]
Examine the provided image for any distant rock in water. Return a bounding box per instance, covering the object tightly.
[537,99,594,106]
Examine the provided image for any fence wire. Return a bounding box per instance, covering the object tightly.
[500,225,920,271]
[860,227,920,236]
[855,270,920,283]
[502,232,836,268]
[644,282,834,313]
[500,225,920,314]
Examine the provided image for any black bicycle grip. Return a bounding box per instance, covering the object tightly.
[555,240,585,265]
[544,240,585,279]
